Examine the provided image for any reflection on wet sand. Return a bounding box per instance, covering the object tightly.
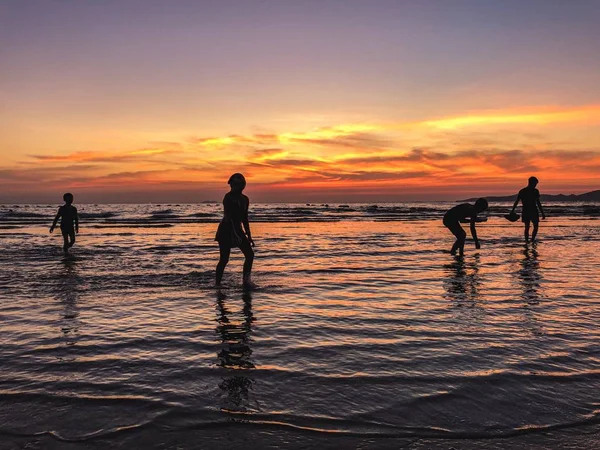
[215,289,256,413]
[443,255,482,307]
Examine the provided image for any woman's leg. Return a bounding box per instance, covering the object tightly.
[216,242,231,285]
[239,240,255,284]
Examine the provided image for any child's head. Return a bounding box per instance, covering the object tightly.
[475,197,488,213]
[63,193,74,204]
[528,176,539,188]
[228,173,246,192]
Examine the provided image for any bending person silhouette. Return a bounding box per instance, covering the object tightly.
[50,193,79,254]
[215,173,255,287]
[443,198,488,256]
[510,176,546,243]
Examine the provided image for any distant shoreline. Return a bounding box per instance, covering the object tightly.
[459,190,600,203]
[0,189,599,205]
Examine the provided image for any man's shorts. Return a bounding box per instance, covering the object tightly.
[522,210,539,225]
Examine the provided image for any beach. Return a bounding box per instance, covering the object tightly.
[1,202,599,448]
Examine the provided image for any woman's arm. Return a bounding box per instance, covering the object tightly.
[222,194,232,219]
[222,194,243,244]
[242,197,254,246]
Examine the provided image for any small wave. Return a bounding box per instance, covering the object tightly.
[21,407,596,443]
[0,211,46,218]
[78,212,118,219]
[187,212,217,218]
[149,214,181,219]
[88,223,174,228]
[273,208,320,216]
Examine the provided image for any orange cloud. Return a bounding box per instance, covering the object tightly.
[29,148,174,163]
[3,104,600,202]
[192,105,600,153]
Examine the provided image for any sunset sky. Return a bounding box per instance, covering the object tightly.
[1,0,599,203]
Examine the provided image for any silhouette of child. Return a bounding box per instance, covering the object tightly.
[443,198,488,256]
[215,173,255,287]
[510,176,546,243]
[50,193,79,254]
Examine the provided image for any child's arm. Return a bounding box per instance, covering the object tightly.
[470,216,480,249]
[74,207,79,232]
[50,208,61,233]
[242,197,254,246]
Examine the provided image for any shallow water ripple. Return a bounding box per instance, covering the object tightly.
[0,208,599,446]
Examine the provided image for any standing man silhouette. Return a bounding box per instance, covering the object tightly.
[510,177,546,243]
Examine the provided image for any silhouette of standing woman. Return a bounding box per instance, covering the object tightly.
[215,173,255,287]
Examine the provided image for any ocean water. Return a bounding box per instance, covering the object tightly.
[1,203,599,448]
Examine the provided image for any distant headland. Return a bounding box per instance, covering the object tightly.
[459,190,600,203]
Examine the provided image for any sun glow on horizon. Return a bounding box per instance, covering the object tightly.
[2,103,599,202]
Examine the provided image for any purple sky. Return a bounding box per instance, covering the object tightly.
[1,0,599,202]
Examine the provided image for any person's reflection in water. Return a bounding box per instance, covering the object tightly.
[215,289,256,413]
[443,255,482,308]
[57,258,81,356]
[517,245,545,336]
[518,245,542,305]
